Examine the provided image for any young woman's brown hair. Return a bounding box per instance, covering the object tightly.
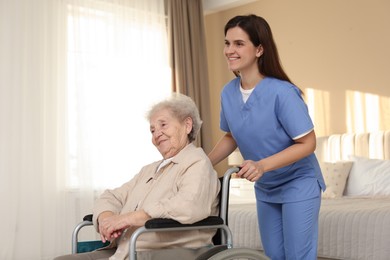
[224,14,303,94]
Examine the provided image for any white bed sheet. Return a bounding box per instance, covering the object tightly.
[228,197,390,260]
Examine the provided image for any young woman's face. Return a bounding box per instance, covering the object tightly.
[224,26,263,75]
[150,108,192,159]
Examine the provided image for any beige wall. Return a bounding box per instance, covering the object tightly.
[204,0,390,174]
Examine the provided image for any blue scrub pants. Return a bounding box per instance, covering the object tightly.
[257,196,321,260]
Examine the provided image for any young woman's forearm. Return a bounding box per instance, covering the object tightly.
[208,132,237,166]
[259,130,317,172]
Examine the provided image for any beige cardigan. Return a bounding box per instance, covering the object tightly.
[92,143,220,260]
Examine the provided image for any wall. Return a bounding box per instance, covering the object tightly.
[204,0,390,174]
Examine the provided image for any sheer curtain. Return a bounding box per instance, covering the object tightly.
[1,0,169,259]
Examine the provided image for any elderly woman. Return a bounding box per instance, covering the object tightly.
[55,94,220,260]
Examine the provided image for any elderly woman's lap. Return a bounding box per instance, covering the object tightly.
[53,248,115,260]
[53,247,211,260]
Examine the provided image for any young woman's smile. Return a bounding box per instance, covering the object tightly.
[224,26,261,74]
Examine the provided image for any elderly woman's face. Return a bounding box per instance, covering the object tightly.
[150,108,193,159]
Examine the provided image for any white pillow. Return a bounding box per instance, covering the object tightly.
[345,156,390,196]
[320,161,353,199]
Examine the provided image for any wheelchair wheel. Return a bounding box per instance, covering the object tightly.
[207,248,269,260]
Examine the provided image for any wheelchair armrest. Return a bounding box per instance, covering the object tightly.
[83,214,93,222]
[145,216,223,229]
[79,214,223,229]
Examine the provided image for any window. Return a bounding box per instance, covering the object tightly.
[66,1,170,189]
[346,90,390,133]
[305,88,390,136]
[305,88,331,137]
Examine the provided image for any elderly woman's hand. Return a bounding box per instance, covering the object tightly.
[98,210,151,242]
[98,212,127,242]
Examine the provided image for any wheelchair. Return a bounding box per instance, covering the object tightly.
[72,167,269,260]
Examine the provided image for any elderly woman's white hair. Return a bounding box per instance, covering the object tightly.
[146,93,203,142]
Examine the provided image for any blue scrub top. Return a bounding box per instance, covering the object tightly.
[220,77,325,203]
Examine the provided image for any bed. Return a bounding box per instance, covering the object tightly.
[228,131,390,260]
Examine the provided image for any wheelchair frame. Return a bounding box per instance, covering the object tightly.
[72,167,268,260]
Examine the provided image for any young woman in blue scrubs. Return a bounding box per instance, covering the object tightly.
[208,14,326,260]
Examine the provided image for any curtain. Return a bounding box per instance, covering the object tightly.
[1,0,168,259]
[1,1,68,259]
[167,0,213,153]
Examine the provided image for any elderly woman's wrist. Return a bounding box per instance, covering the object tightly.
[98,211,113,223]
